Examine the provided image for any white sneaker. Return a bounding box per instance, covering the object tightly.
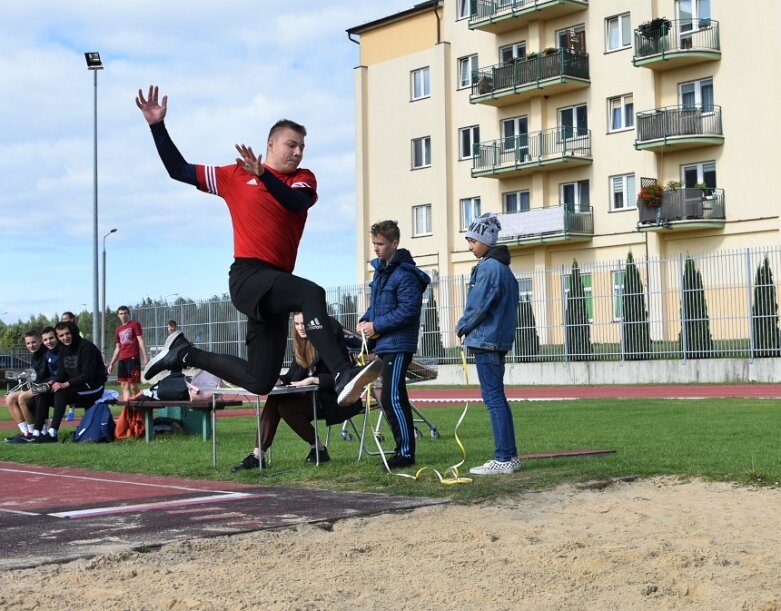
[509,456,523,472]
[469,459,515,476]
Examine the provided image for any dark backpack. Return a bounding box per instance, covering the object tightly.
[154,371,190,401]
[71,399,116,443]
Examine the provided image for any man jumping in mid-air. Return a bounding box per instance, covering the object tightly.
[136,85,381,404]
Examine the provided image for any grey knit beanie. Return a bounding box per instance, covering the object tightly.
[465,213,501,246]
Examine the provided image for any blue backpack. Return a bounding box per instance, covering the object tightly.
[71,392,117,443]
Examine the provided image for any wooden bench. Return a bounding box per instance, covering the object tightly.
[119,399,243,443]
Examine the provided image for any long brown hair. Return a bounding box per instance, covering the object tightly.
[292,312,317,369]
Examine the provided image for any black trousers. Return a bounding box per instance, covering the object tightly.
[189,259,351,395]
[38,385,104,432]
[378,352,415,459]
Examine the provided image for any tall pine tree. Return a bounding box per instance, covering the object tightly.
[678,256,714,358]
[621,251,652,359]
[565,260,593,360]
[751,256,781,357]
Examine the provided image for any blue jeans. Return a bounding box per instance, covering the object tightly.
[474,350,517,462]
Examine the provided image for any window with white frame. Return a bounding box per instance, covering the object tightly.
[561,179,590,213]
[411,136,431,169]
[564,272,593,321]
[412,204,432,236]
[681,161,716,189]
[610,173,636,211]
[458,54,479,88]
[499,42,527,63]
[680,78,713,111]
[518,277,533,302]
[559,104,588,139]
[677,0,712,44]
[460,197,481,231]
[504,190,530,214]
[612,270,625,321]
[459,125,480,160]
[557,24,586,53]
[608,94,634,132]
[501,115,528,154]
[605,13,631,51]
[411,67,430,101]
[456,0,470,20]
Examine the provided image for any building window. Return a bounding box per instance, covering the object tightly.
[456,0,470,20]
[564,272,593,321]
[681,161,716,189]
[518,277,533,302]
[559,104,588,139]
[504,190,530,214]
[678,0,712,47]
[499,42,526,63]
[411,67,430,101]
[605,13,631,51]
[411,136,431,169]
[412,204,432,236]
[612,270,625,321]
[561,180,590,213]
[460,197,481,231]
[557,25,586,53]
[608,94,634,132]
[458,54,478,89]
[610,173,636,211]
[501,116,528,154]
[459,125,480,160]
[680,78,714,111]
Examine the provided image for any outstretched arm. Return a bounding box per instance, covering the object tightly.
[136,85,197,186]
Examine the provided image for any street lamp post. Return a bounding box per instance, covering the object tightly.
[101,228,118,353]
[85,51,103,344]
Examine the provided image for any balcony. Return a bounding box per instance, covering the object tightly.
[469,0,588,34]
[472,127,592,178]
[471,49,589,106]
[637,188,726,232]
[633,18,721,70]
[497,205,594,246]
[635,105,724,152]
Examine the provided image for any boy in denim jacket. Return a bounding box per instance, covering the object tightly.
[456,213,522,475]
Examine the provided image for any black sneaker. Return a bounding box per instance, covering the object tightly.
[31,381,51,395]
[142,331,192,382]
[305,447,330,463]
[385,453,415,469]
[5,433,33,444]
[230,452,264,473]
[335,358,384,407]
[31,434,58,444]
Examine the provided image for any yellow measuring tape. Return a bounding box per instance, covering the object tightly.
[358,333,472,485]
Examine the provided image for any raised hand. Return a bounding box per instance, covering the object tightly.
[235,143,264,176]
[135,85,168,125]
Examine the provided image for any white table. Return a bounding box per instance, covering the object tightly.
[210,384,320,471]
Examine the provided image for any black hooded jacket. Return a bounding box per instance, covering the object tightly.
[55,321,107,389]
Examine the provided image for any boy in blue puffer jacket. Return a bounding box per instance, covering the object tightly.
[456,213,522,476]
[358,220,430,468]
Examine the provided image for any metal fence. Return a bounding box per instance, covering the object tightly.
[129,245,781,366]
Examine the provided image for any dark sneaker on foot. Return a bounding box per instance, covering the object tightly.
[385,453,415,469]
[32,434,58,444]
[335,358,384,406]
[305,447,330,463]
[230,453,264,473]
[31,381,51,395]
[142,331,192,382]
[5,433,33,444]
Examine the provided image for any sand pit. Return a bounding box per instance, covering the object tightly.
[1,476,779,610]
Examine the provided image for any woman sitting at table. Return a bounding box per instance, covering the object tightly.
[231,312,364,471]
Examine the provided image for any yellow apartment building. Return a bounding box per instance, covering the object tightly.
[347,0,781,382]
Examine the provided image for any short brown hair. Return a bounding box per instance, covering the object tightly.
[268,119,306,141]
[370,220,400,242]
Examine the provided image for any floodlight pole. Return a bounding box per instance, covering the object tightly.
[101,228,117,354]
[86,52,104,344]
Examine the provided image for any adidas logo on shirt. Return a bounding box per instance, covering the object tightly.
[306,317,323,331]
[246,178,258,185]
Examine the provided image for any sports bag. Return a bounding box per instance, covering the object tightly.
[71,395,116,443]
[155,371,190,401]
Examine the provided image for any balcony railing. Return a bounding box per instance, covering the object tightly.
[635,105,723,150]
[633,18,720,68]
[471,49,589,102]
[497,205,594,245]
[473,127,592,176]
[469,0,588,32]
[637,188,726,227]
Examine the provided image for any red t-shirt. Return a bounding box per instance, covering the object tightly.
[195,163,317,272]
[115,320,143,359]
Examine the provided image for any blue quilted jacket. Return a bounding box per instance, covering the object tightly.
[361,248,430,354]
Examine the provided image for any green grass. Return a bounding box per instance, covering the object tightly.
[1,397,779,502]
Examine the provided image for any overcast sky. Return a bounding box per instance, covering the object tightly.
[0,1,413,324]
